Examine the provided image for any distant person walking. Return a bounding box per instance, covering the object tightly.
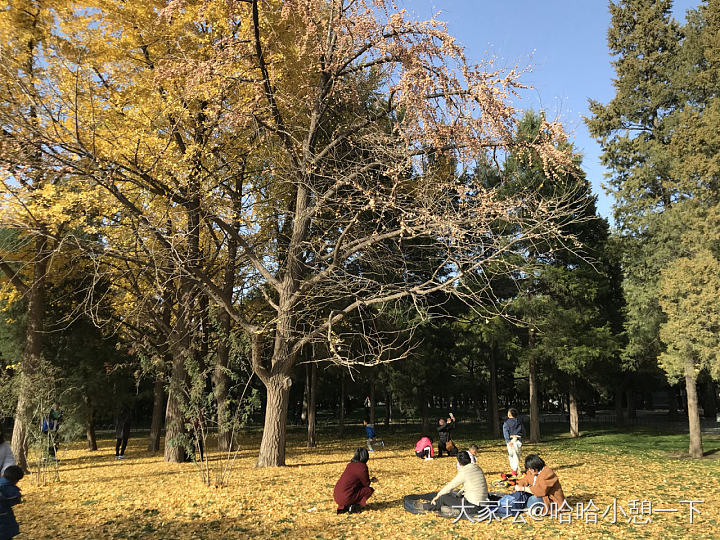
[502,408,525,475]
[115,405,131,459]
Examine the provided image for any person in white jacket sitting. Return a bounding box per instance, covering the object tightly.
[0,429,16,475]
[431,451,489,510]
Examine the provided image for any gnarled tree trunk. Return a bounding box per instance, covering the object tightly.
[11,235,49,472]
[257,374,292,467]
[164,347,188,463]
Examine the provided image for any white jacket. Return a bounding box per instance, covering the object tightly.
[436,463,489,506]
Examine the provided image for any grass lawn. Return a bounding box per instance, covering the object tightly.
[14,424,720,539]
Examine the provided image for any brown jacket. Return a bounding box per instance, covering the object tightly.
[516,466,565,508]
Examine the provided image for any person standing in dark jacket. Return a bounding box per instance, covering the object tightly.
[0,465,23,540]
[436,412,455,457]
[333,448,377,514]
[115,405,131,459]
[502,408,525,475]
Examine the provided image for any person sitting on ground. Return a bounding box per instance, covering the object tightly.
[437,412,455,457]
[502,408,524,476]
[0,465,24,540]
[514,454,566,513]
[431,451,489,511]
[414,435,434,460]
[457,444,479,471]
[363,420,384,452]
[333,448,377,514]
[0,430,15,476]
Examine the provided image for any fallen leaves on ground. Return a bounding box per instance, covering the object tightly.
[14,429,720,539]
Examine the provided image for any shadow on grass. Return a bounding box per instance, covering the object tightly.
[555,462,585,471]
[367,497,404,511]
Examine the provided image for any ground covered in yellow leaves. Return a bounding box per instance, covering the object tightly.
[14,425,720,539]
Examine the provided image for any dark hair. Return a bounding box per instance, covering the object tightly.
[524,454,545,472]
[351,448,370,464]
[3,465,24,484]
[0,429,4,444]
[508,408,518,418]
[457,451,472,467]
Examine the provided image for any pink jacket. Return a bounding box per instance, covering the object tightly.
[414,437,434,456]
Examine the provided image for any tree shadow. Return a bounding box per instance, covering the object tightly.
[567,493,600,504]
[285,454,400,468]
[555,462,585,471]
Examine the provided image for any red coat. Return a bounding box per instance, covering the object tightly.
[414,437,434,456]
[333,462,374,509]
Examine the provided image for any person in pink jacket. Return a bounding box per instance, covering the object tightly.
[415,435,434,460]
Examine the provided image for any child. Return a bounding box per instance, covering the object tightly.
[0,465,24,540]
[502,408,525,476]
[414,435,434,460]
[363,420,384,452]
[457,444,479,471]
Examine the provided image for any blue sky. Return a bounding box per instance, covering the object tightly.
[399,0,699,222]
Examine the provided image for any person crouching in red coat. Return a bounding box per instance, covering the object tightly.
[334,448,376,514]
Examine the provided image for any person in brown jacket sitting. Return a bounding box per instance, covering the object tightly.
[514,454,565,513]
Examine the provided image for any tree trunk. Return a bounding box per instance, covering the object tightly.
[702,380,717,419]
[369,382,376,425]
[568,378,579,438]
[667,385,678,417]
[302,365,309,423]
[614,386,625,427]
[86,408,97,451]
[528,331,540,443]
[385,391,391,427]
[684,358,703,459]
[488,345,500,438]
[338,370,345,436]
[213,311,232,451]
[164,348,187,463]
[148,375,165,452]
[11,235,49,472]
[421,394,430,434]
[626,388,636,419]
[307,362,317,448]
[257,374,292,467]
